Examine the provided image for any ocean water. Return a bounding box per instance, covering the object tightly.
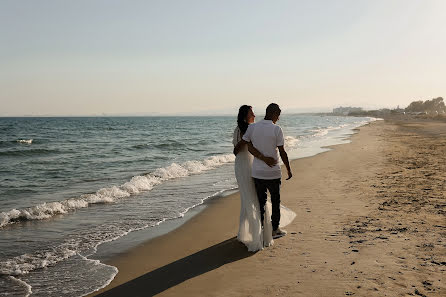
[0,115,378,296]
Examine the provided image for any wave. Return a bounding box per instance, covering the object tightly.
[7,276,32,297]
[310,128,329,137]
[0,220,145,276]
[0,148,59,157]
[310,124,348,137]
[130,140,191,151]
[131,142,208,152]
[284,136,299,148]
[0,139,34,149]
[0,153,235,229]
[309,120,370,138]
[4,275,33,297]
[79,256,119,297]
[152,140,186,150]
[0,186,236,277]
[131,143,150,150]
[293,117,379,143]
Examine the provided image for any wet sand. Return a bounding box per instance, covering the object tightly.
[90,119,445,297]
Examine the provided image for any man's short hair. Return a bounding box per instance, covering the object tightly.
[266,103,281,116]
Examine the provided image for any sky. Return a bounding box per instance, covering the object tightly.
[1,0,445,116]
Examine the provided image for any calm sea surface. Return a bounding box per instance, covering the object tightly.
[0,115,378,296]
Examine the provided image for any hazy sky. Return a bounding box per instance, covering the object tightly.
[1,0,445,116]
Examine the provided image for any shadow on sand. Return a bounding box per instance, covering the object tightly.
[97,237,253,297]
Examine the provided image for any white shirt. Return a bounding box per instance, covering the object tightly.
[242,120,284,179]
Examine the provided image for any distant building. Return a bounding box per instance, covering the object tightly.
[332,106,363,115]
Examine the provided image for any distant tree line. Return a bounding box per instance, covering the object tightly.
[331,96,445,118]
[405,97,446,114]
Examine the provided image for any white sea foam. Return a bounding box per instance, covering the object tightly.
[310,124,348,137]
[311,128,329,137]
[8,276,32,297]
[78,256,118,297]
[0,246,76,275]
[0,153,235,228]
[0,220,152,276]
[177,187,233,218]
[309,118,378,139]
[284,136,299,148]
[16,139,33,144]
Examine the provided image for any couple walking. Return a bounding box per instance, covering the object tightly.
[233,103,296,252]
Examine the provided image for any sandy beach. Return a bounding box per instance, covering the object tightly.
[90,119,445,297]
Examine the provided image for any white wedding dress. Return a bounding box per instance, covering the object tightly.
[233,126,296,252]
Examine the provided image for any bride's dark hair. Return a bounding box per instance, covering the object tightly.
[237,105,252,135]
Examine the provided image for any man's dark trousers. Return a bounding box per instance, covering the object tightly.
[253,178,281,231]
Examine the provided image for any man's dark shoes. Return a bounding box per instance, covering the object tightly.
[272,227,287,239]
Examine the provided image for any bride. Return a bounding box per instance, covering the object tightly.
[233,105,296,252]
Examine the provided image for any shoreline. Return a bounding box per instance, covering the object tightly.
[91,118,445,297]
[0,115,379,297]
[87,121,375,297]
[90,187,239,263]
[88,119,376,266]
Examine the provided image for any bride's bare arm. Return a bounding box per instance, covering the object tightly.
[233,139,276,167]
[233,139,247,155]
[247,143,277,167]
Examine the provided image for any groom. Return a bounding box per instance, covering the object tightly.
[242,103,292,238]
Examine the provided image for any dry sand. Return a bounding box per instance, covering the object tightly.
[90,119,445,297]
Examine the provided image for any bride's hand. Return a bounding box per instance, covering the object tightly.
[262,156,277,167]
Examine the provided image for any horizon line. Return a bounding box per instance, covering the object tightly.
[0,111,334,118]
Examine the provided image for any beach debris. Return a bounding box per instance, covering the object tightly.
[414,289,427,297]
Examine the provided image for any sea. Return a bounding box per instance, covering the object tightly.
[0,115,379,296]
